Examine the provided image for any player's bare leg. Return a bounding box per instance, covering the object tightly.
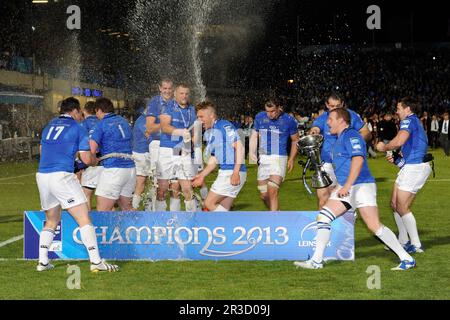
[82,187,95,211]
[96,196,116,211]
[257,180,270,208]
[37,205,62,271]
[132,175,147,209]
[219,197,235,211]
[267,175,283,211]
[316,186,332,210]
[394,185,423,252]
[156,179,169,211]
[68,203,119,272]
[169,180,181,211]
[358,206,415,267]
[204,191,228,211]
[118,196,134,211]
[390,186,409,246]
[179,179,196,212]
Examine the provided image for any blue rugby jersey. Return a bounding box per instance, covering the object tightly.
[146,95,170,141]
[90,113,135,169]
[313,109,365,163]
[331,128,375,186]
[205,119,246,172]
[159,100,196,149]
[398,114,429,164]
[132,113,150,153]
[39,115,90,173]
[80,115,99,138]
[253,111,298,156]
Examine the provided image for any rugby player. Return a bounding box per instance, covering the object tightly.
[36,97,118,272]
[309,93,371,209]
[79,101,103,210]
[157,84,198,212]
[131,107,151,209]
[376,97,432,253]
[294,108,415,271]
[145,79,182,211]
[90,98,136,211]
[249,100,299,211]
[192,102,247,211]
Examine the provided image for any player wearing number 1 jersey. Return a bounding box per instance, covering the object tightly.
[90,98,136,211]
[36,97,118,272]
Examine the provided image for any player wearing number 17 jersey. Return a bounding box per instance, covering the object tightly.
[90,98,136,211]
[36,97,118,272]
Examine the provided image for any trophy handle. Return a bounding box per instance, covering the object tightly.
[302,157,313,195]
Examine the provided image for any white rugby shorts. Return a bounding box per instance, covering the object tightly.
[322,162,338,188]
[95,167,137,200]
[157,147,196,180]
[133,152,151,177]
[80,166,104,189]
[329,183,377,210]
[257,155,288,181]
[149,140,160,171]
[36,172,87,210]
[210,170,247,198]
[396,163,431,194]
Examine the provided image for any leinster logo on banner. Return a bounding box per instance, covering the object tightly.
[24,211,355,261]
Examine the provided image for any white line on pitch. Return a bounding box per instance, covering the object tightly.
[0,173,35,181]
[388,179,450,182]
[0,182,26,185]
[0,235,24,248]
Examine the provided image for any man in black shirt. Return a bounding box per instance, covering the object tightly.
[378,113,398,144]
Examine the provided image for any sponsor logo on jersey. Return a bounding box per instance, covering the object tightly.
[400,120,411,129]
[350,138,362,150]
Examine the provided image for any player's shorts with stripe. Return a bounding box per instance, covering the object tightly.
[157,147,196,180]
[396,163,431,194]
[95,167,137,200]
[322,162,338,187]
[329,183,377,210]
[36,172,87,210]
[210,170,247,198]
[257,155,288,181]
[133,152,151,177]
[80,166,104,189]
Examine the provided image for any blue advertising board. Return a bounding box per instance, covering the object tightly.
[24,211,355,261]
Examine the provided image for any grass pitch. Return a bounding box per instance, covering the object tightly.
[0,152,449,300]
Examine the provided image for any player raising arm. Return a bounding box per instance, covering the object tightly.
[295,108,415,271]
[36,97,118,272]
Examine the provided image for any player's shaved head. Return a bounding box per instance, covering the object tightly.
[60,97,80,114]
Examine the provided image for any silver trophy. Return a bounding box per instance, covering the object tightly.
[297,134,333,195]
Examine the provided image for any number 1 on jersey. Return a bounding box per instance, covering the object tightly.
[118,124,126,139]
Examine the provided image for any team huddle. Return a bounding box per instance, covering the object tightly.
[35,78,432,272]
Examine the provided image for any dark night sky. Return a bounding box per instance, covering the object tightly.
[1,0,449,92]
